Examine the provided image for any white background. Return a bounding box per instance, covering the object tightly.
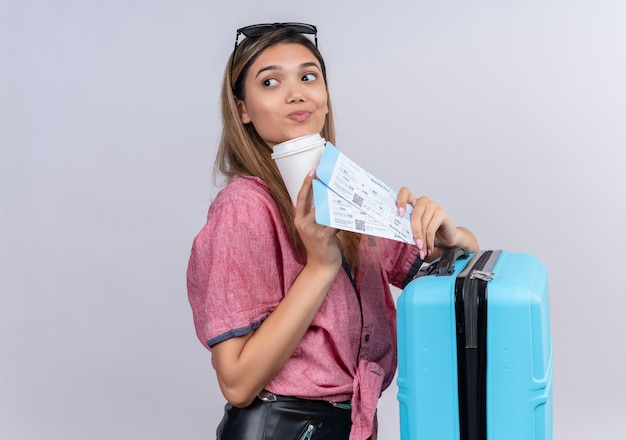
[1,1,625,438]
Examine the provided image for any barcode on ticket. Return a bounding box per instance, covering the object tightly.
[352,193,364,207]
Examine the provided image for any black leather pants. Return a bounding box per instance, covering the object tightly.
[216,394,352,440]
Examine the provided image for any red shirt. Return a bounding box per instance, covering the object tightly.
[187,176,421,439]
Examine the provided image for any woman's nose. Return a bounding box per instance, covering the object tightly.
[286,83,305,102]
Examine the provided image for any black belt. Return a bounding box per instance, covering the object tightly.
[258,390,352,410]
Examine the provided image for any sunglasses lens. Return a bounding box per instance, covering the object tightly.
[239,25,273,38]
[282,23,317,34]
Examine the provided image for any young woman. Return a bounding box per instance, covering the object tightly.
[187,23,479,440]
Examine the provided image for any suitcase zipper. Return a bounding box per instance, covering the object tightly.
[461,252,492,349]
[469,269,495,282]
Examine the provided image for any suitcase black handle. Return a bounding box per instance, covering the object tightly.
[426,247,470,276]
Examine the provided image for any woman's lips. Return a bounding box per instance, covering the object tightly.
[288,111,311,122]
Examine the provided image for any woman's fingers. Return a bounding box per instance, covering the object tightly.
[295,169,316,218]
[408,195,454,258]
[410,196,430,259]
[294,169,341,269]
[396,187,413,217]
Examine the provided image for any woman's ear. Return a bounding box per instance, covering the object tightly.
[236,99,252,124]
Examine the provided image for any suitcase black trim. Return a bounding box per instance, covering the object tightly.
[454,250,501,440]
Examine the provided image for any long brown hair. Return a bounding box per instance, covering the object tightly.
[215,28,361,271]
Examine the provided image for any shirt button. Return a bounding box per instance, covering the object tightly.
[364,334,370,342]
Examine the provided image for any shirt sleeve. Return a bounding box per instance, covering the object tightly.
[186,182,288,349]
[375,237,423,289]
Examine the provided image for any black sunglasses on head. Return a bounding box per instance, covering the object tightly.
[231,22,318,71]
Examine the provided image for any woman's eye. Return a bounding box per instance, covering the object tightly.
[263,78,279,87]
[302,72,317,82]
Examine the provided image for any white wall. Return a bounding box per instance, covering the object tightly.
[1,1,624,438]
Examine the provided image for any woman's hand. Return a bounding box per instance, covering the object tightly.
[397,187,479,261]
[294,170,342,273]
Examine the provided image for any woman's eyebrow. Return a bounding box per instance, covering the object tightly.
[255,62,321,78]
[300,61,321,70]
[255,65,279,78]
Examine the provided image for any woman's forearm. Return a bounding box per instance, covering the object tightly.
[455,226,479,252]
[211,262,340,407]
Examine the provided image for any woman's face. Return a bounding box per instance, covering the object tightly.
[237,42,329,148]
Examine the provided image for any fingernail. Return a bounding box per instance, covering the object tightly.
[427,249,432,256]
[415,238,423,249]
[398,207,406,217]
[308,168,316,177]
[419,250,425,260]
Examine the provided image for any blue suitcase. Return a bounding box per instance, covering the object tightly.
[397,249,553,440]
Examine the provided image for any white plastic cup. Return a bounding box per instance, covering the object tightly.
[271,133,326,206]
